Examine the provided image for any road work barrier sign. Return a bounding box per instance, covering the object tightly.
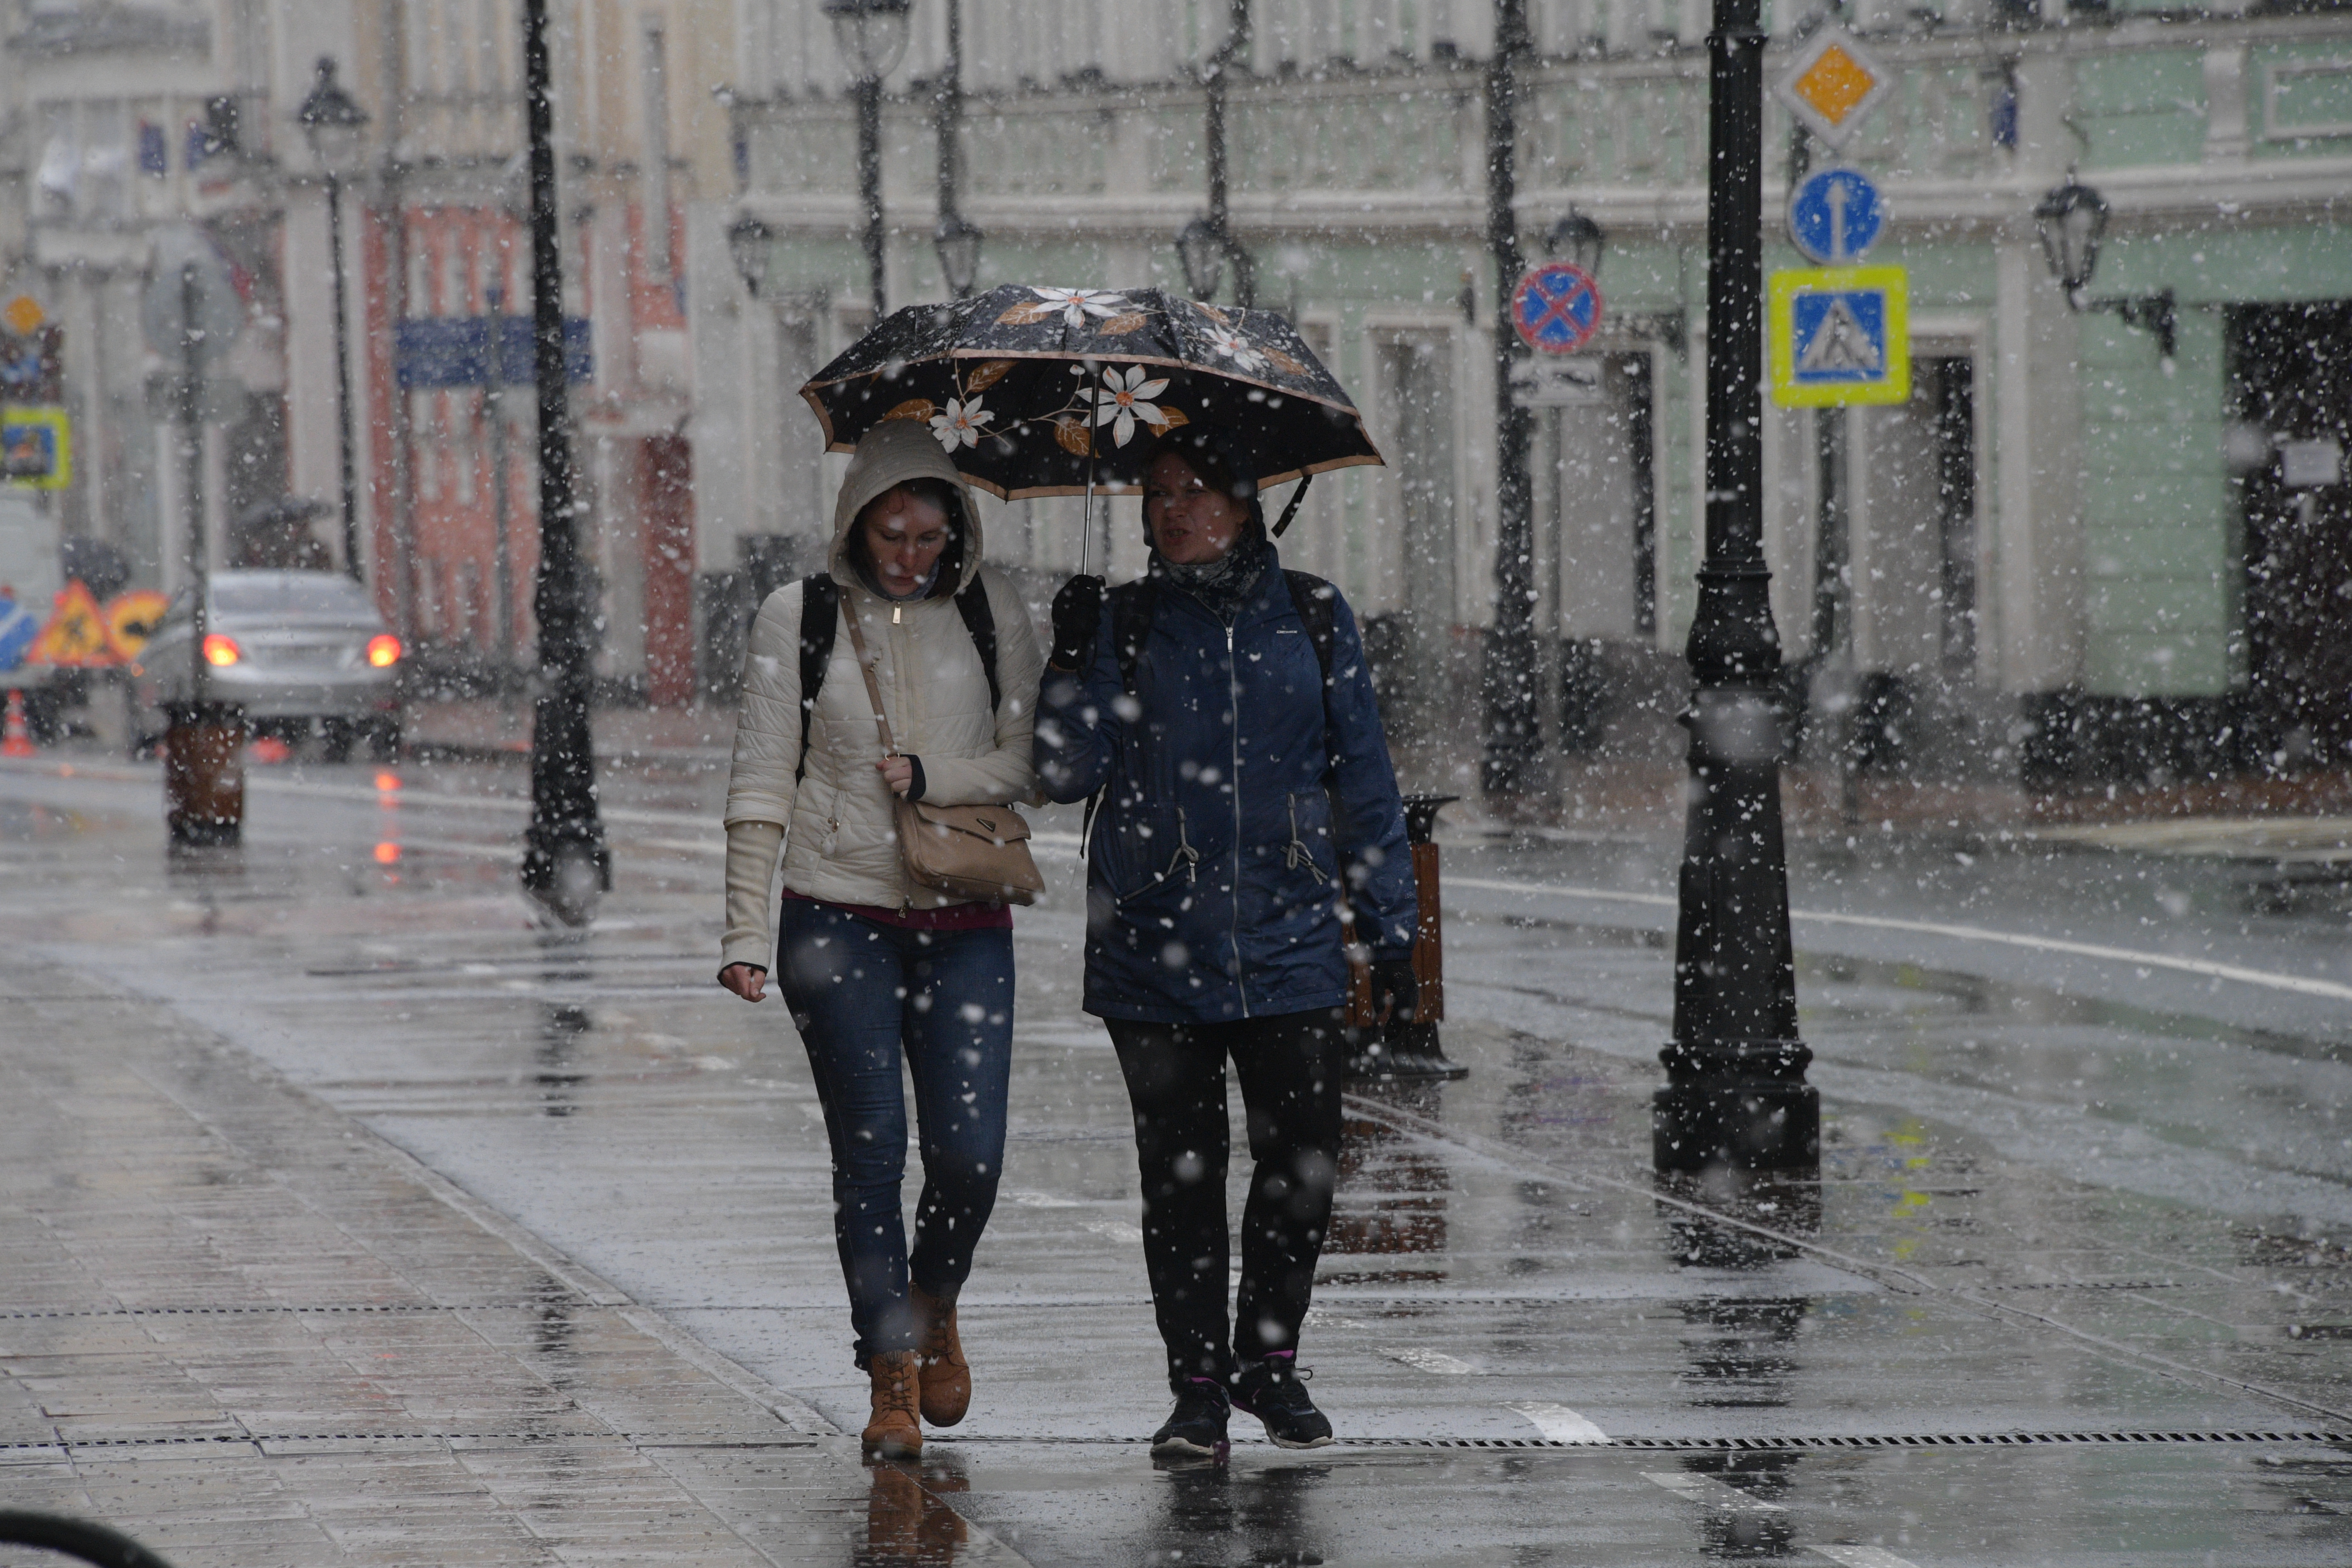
[1768,265,1910,407]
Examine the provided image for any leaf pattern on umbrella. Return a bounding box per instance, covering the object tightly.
[800,285,1383,499]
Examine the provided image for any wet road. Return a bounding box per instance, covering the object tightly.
[2,749,2349,1565]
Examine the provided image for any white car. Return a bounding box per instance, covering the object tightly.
[132,571,403,762]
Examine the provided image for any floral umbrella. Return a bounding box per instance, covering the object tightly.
[798,285,1384,502]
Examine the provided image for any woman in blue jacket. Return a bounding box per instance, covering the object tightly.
[1036,425,1419,1460]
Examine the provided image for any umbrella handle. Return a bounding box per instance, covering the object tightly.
[1270,471,1314,539]
[1081,365,1105,577]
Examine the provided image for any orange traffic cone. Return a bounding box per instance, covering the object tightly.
[1,689,33,758]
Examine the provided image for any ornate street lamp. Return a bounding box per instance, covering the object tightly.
[2034,178,2175,360]
[1481,0,1542,800]
[934,212,984,299]
[825,0,912,318]
[1172,2,1255,307]
[519,0,607,925]
[1653,0,1818,1173]
[1175,215,1228,300]
[931,0,982,298]
[297,57,368,585]
[1545,208,1605,277]
[727,212,773,297]
[2033,179,2107,304]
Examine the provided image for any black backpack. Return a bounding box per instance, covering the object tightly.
[792,573,1002,782]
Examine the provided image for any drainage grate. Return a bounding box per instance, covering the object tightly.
[0,1302,572,1320]
[0,1431,816,1454]
[1974,1282,2183,1293]
[8,1429,2346,1456]
[943,1429,2352,1451]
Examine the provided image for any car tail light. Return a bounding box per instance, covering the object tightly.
[201,634,242,667]
[366,634,402,668]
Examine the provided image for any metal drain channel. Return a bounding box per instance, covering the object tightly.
[0,1432,814,1453]
[1,1303,574,1320]
[5,1429,2345,1456]
[946,1429,2352,1451]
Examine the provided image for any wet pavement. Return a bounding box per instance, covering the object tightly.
[3,748,2350,1565]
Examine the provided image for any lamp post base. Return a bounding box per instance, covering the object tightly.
[1653,1040,1818,1172]
[164,701,247,850]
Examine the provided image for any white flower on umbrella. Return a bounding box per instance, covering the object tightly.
[1201,323,1266,373]
[1032,286,1129,329]
[930,396,992,451]
[1092,364,1170,448]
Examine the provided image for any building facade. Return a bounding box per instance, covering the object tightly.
[724,0,2352,783]
[9,0,742,708]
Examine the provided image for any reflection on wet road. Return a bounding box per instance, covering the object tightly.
[2,756,2350,1565]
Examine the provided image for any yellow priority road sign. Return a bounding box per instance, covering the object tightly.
[1768,266,1910,408]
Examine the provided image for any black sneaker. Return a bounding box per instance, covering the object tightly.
[1233,1353,1334,1449]
[1150,1377,1230,1462]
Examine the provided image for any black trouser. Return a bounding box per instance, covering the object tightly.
[1106,1007,1350,1393]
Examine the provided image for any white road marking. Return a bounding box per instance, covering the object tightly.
[1642,1471,1786,1513]
[1812,1547,1922,1568]
[1383,1346,1477,1375]
[1082,1219,1143,1244]
[1506,1401,1609,1443]
[1006,1189,1088,1209]
[1447,874,2352,1004]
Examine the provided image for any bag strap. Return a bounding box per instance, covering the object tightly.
[795,574,840,784]
[838,605,900,758]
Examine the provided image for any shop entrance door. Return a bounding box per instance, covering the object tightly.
[2231,302,2352,766]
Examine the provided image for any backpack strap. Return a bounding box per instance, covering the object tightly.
[1282,570,1338,691]
[953,577,1002,713]
[1108,579,1156,697]
[795,574,839,784]
[796,572,1004,781]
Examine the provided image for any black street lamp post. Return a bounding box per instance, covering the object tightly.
[1175,2,1255,306]
[519,0,608,924]
[826,0,912,319]
[1654,0,1818,1172]
[297,57,368,584]
[1481,0,1543,801]
[931,0,982,298]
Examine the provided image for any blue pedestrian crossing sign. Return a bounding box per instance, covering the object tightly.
[1787,168,1884,264]
[1769,266,1910,407]
[1511,262,1604,355]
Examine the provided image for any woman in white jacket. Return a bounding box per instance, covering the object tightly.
[716,422,1042,1460]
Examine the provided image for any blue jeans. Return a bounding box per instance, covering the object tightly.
[774,898,1014,1367]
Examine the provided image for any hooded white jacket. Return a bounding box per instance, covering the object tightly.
[719,422,1043,972]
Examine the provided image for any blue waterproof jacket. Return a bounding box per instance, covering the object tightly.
[1035,559,1418,1024]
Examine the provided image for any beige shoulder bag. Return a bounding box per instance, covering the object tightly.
[842,606,1043,906]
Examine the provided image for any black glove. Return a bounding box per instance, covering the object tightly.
[1049,574,1107,671]
[1368,958,1420,1026]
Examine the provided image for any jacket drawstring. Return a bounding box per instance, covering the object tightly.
[1165,807,1200,885]
[1284,793,1328,884]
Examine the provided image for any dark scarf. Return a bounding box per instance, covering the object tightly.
[1154,526,1272,625]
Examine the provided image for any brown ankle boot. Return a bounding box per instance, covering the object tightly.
[910,1286,971,1427]
[861,1350,922,1459]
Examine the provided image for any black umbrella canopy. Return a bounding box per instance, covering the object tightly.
[799,285,1383,499]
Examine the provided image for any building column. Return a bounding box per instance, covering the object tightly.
[1993,235,2084,694]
